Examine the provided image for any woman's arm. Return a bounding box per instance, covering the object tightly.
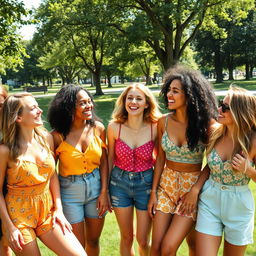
[107,122,117,173]
[47,133,72,234]
[98,122,111,215]
[0,145,24,251]
[148,117,166,218]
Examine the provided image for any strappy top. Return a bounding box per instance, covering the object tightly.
[208,148,251,186]
[161,115,205,164]
[56,128,106,176]
[114,124,154,172]
[7,153,55,192]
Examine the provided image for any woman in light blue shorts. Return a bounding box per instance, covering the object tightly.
[196,86,256,256]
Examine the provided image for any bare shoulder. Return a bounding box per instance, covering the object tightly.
[95,121,106,135]
[158,115,167,128]
[0,144,10,158]
[107,121,120,134]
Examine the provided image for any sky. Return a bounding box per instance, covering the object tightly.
[19,0,42,40]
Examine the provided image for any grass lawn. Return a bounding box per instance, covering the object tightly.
[33,91,256,255]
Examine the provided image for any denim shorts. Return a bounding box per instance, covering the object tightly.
[109,166,153,211]
[196,178,254,246]
[59,168,102,224]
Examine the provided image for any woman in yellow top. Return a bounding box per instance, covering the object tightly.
[49,85,110,256]
[0,93,86,255]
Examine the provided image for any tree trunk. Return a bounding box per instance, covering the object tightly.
[245,63,250,80]
[214,43,223,83]
[92,71,104,95]
[145,74,152,85]
[249,65,254,78]
[107,74,112,88]
[228,66,234,80]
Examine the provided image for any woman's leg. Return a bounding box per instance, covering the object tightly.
[0,239,12,256]
[12,240,41,256]
[114,207,135,256]
[71,221,86,248]
[84,217,105,256]
[135,209,152,256]
[223,240,247,256]
[186,228,196,256]
[39,223,86,256]
[161,214,195,256]
[196,231,222,256]
[150,211,172,256]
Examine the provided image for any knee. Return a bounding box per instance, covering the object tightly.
[121,233,134,246]
[86,238,100,248]
[136,236,149,250]
[161,241,178,256]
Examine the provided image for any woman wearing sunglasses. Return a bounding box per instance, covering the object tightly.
[196,86,256,256]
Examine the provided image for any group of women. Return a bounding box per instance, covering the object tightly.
[0,65,255,256]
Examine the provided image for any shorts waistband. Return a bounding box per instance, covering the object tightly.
[209,177,249,192]
[164,166,201,175]
[7,182,50,196]
[114,166,153,178]
[60,167,99,182]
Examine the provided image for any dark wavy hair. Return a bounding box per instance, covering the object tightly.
[161,65,218,151]
[48,85,100,138]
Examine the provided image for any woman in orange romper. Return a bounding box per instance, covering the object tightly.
[0,93,86,256]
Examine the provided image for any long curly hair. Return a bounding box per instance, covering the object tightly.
[111,83,162,124]
[161,65,218,151]
[207,86,256,162]
[48,85,100,138]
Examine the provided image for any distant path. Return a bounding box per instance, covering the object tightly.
[33,88,256,98]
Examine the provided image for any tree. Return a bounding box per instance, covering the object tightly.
[0,0,28,74]
[110,0,254,71]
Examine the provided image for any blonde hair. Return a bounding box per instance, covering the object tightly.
[111,83,161,123]
[0,85,8,99]
[207,86,256,162]
[0,93,51,161]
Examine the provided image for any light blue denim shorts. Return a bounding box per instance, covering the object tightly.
[196,178,254,246]
[59,168,103,224]
[109,166,153,211]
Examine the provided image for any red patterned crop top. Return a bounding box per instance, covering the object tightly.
[114,124,154,172]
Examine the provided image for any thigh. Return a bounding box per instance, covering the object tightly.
[71,221,86,248]
[162,214,195,251]
[109,168,133,208]
[151,210,172,247]
[196,231,222,256]
[113,207,134,238]
[223,240,247,256]
[59,175,86,224]
[13,240,40,256]
[134,169,153,211]
[135,209,151,242]
[39,223,86,256]
[84,217,105,242]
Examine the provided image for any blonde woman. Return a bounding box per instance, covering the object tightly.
[108,84,161,256]
[0,93,86,256]
[196,86,256,256]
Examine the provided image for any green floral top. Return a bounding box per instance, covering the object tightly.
[208,148,251,186]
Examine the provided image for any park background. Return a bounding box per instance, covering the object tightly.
[1,0,256,255]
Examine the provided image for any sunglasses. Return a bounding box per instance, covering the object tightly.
[218,100,230,113]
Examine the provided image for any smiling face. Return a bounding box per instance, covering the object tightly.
[75,90,94,120]
[125,88,148,117]
[166,79,186,111]
[217,96,234,126]
[17,96,43,127]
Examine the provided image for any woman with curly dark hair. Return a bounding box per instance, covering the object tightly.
[48,85,110,256]
[148,65,218,256]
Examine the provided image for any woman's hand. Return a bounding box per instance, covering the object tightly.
[52,208,72,234]
[97,191,111,217]
[232,153,250,174]
[148,191,158,218]
[6,226,24,252]
[178,186,199,216]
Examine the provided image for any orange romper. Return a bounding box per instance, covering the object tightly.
[4,153,55,244]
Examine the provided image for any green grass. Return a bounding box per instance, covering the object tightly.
[213,78,256,91]
[34,91,256,255]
